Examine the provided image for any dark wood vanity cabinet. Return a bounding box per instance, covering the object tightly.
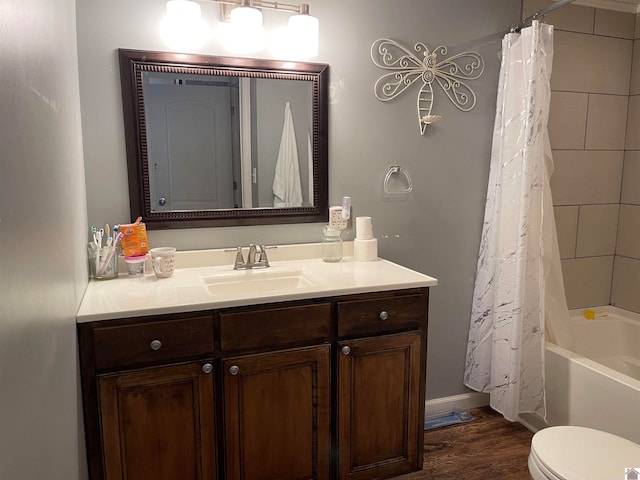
[219,303,332,480]
[79,313,218,480]
[98,362,218,480]
[337,332,423,479]
[336,294,427,480]
[78,288,429,480]
[223,345,331,480]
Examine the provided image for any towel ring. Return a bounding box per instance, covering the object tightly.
[384,165,413,194]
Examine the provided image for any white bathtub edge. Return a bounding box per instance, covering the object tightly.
[546,342,640,391]
[545,336,640,444]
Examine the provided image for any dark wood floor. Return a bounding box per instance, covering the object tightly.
[396,406,534,480]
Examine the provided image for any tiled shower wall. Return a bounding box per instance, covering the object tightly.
[613,13,640,313]
[523,1,638,311]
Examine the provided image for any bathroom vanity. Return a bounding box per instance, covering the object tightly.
[77,244,437,480]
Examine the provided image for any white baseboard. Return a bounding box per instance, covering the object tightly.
[425,392,489,418]
[425,393,549,433]
[518,413,549,433]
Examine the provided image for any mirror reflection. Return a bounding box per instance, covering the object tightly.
[119,49,329,228]
[143,71,313,211]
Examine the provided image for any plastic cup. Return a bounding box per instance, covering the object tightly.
[88,243,118,280]
[124,255,148,277]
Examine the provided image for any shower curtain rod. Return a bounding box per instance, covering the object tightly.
[512,0,576,32]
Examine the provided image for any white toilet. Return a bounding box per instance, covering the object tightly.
[529,426,640,479]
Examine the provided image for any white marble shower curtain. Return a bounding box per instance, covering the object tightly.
[464,21,564,421]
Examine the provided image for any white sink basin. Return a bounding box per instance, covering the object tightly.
[201,268,317,297]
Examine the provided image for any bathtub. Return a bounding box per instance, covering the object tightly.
[544,306,640,444]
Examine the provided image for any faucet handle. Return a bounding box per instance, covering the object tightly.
[256,244,270,267]
[233,246,245,269]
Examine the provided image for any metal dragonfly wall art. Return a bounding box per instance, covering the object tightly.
[370,38,485,135]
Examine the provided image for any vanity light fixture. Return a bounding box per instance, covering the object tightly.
[161,0,319,58]
[285,3,319,59]
[226,0,264,53]
[160,0,210,51]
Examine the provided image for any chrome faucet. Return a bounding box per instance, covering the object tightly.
[233,244,271,270]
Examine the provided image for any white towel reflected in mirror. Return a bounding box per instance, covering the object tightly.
[272,102,303,207]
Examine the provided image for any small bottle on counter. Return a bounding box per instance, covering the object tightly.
[321,226,343,262]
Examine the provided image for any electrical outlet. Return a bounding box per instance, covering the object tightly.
[329,206,350,230]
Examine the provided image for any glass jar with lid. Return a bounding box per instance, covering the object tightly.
[321,226,343,262]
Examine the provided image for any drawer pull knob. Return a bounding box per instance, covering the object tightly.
[379,311,389,321]
[229,365,240,376]
[150,340,162,351]
[202,363,213,374]
[341,346,351,356]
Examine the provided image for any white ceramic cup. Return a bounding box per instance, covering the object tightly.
[149,247,176,278]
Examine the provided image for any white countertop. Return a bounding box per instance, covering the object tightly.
[77,242,438,323]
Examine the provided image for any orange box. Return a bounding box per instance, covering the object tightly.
[120,222,149,258]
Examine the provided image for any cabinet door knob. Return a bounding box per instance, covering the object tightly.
[150,339,162,351]
[341,346,351,356]
[229,365,240,376]
[379,310,389,321]
[202,363,213,374]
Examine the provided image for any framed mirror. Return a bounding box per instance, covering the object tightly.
[118,49,329,229]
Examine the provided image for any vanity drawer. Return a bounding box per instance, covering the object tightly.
[93,315,214,370]
[337,294,426,337]
[220,303,331,352]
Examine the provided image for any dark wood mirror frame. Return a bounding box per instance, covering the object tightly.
[118,49,329,229]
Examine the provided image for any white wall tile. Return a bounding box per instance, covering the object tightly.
[594,8,635,39]
[585,94,628,150]
[562,256,614,308]
[523,0,595,33]
[621,150,640,205]
[576,204,619,257]
[555,206,579,259]
[611,256,640,313]
[552,31,632,95]
[616,205,640,259]
[549,92,588,150]
[626,95,640,150]
[551,150,623,205]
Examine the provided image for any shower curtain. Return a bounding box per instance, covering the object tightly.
[463,21,572,422]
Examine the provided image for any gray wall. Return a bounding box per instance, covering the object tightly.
[0,0,89,479]
[77,0,521,400]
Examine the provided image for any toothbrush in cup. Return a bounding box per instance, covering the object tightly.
[98,232,124,275]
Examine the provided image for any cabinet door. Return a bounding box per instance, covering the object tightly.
[223,345,331,480]
[338,331,423,480]
[98,362,217,480]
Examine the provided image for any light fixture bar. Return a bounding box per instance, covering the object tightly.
[253,1,309,15]
[166,0,319,58]
[204,0,311,15]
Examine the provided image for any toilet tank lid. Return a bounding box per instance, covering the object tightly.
[531,426,640,480]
